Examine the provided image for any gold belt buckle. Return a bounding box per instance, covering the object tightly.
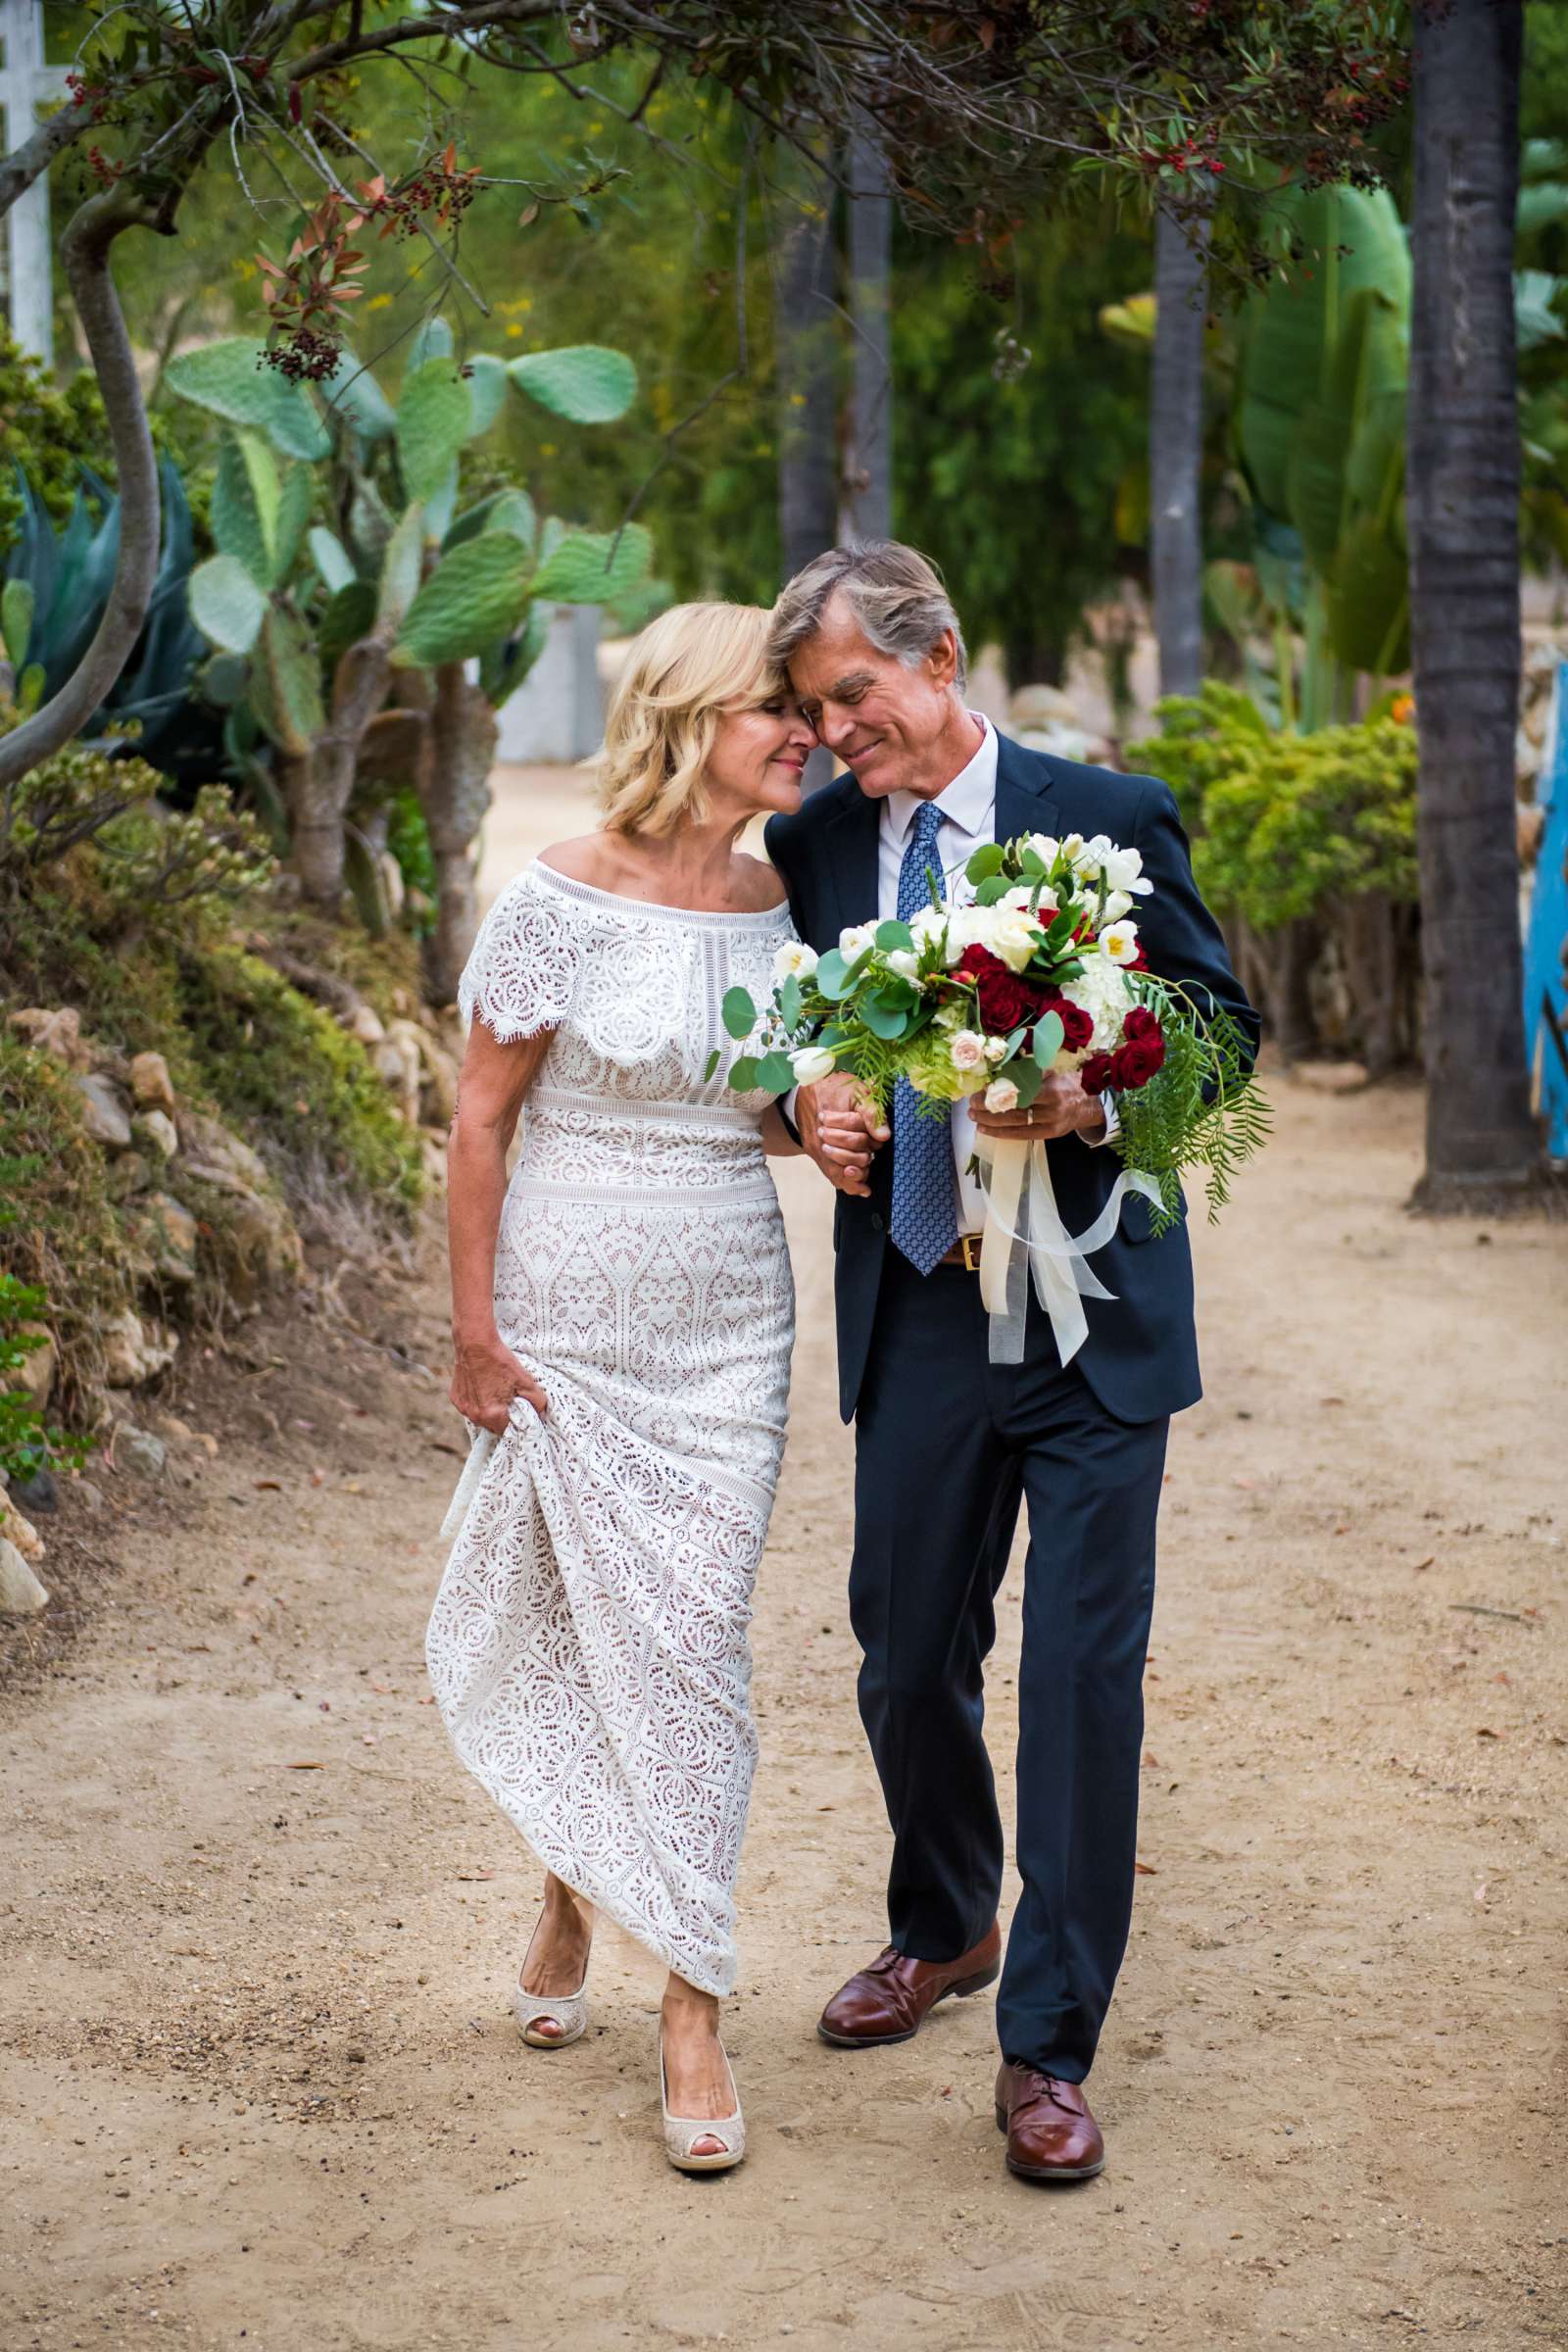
[958,1233,982,1272]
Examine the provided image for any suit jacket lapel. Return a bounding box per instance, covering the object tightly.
[821,783,881,944]
[993,730,1063,846]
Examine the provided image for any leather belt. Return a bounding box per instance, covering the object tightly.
[937,1234,984,1271]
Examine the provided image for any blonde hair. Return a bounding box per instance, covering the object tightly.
[599,602,784,836]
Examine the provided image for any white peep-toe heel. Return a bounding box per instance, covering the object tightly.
[660,2036,746,2174]
[513,1908,591,2049]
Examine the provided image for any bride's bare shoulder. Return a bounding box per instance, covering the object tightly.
[734,853,790,911]
[535,834,616,885]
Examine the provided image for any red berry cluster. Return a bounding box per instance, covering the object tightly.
[259,327,341,384]
[87,146,123,189]
[65,71,112,124]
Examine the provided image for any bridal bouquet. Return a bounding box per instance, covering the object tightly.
[710,830,1267,1362]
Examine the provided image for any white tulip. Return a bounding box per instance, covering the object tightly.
[838,923,876,960]
[885,949,921,981]
[1027,831,1059,865]
[773,939,818,981]
[984,1077,1020,1114]
[790,1045,838,1085]
[949,1030,987,1072]
[1099,920,1140,966]
[1100,841,1152,897]
[1102,888,1133,924]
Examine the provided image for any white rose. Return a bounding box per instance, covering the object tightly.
[988,908,1044,973]
[949,1030,987,1072]
[838,922,876,960]
[984,1077,1020,1114]
[1099,920,1140,966]
[1027,831,1059,865]
[1101,842,1152,897]
[908,904,949,946]
[773,939,818,981]
[984,1035,1008,1064]
[942,905,987,965]
[790,1045,837,1085]
[885,949,921,981]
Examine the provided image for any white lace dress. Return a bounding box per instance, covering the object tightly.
[424,860,797,1995]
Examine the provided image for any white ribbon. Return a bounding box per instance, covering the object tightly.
[971,1134,1164,1366]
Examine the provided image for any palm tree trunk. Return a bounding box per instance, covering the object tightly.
[1409,0,1538,1198]
[775,156,839,580]
[843,128,893,544]
[1151,204,1210,699]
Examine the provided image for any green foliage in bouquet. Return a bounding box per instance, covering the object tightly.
[1110,981,1271,1231]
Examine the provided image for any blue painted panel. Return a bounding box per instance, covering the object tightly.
[1523,660,1568,1159]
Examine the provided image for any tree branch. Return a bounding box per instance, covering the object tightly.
[0,104,91,223]
[0,195,162,791]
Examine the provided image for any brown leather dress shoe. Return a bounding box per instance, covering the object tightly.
[995,2062,1105,2181]
[816,1923,1002,2048]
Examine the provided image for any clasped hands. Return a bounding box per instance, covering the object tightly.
[798,1070,1103,1197]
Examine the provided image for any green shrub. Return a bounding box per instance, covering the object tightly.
[174,944,422,1215]
[1128,690,1419,932]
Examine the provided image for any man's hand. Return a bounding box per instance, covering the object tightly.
[798,1073,890,1198]
[967,1073,1106,1145]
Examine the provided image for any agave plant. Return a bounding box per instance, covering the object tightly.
[168,323,658,995]
[0,460,226,781]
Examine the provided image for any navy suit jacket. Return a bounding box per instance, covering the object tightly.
[763,731,1260,1427]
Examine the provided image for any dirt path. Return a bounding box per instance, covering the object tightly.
[4,769,1566,2351]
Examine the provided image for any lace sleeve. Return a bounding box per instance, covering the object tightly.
[458,868,581,1044]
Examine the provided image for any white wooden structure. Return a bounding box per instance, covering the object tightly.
[0,0,68,364]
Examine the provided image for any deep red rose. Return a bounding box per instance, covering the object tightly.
[1079,1051,1114,1096]
[1129,946,1150,971]
[1041,992,1094,1054]
[1110,1031,1166,1090]
[1122,1004,1161,1043]
[962,945,1050,1036]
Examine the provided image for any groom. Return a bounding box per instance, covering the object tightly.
[763,542,1258,2181]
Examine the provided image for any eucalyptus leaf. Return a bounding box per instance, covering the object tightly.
[966,842,1005,882]
[1032,1011,1065,1070]
[703,1048,721,1083]
[875,918,914,952]
[973,874,1012,906]
[814,949,852,1000]
[1011,1061,1046,1111]
[758,1051,796,1094]
[728,1054,760,1093]
[721,986,757,1040]
[779,973,803,1028]
[861,994,911,1041]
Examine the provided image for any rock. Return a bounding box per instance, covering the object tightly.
[136,1191,199,1285]
[150,1409,194,1446]
[105,1151,155,1203]
[175,1108,270,1196]
[379,852,407,921]
[8,1005,88,1068]
[135,1109,178,1160]
[73,1071,133,1150]
[73,1478,105,1512]
[419,1132,449,1191]
[345,1003,387,1048]
[8,1466,58,1515]
[222,1192,304,1305]
[113,1421,167,1478]
[0,1539,48,1614]
[1009,683,1086,731]
[374,1027,422,1125]
[0,1500,43,1562]
[11,1324,56,1409]
[102,1309,178,1387]
[409,1027,460,1128]
[129,1051,176,1112]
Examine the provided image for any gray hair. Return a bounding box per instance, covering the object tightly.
[767,540,968,693]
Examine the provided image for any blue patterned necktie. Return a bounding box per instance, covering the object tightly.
[890,800,958,1274]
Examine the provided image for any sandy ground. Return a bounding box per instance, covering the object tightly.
[4,762,1567,2352]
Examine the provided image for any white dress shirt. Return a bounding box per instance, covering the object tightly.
[878,715,1116,1235]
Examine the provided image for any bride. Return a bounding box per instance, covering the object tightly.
[425,602,842,2173]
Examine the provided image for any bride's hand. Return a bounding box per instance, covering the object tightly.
[449,1333,549,1432]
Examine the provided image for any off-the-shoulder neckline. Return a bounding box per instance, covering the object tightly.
[527,856,792,928]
